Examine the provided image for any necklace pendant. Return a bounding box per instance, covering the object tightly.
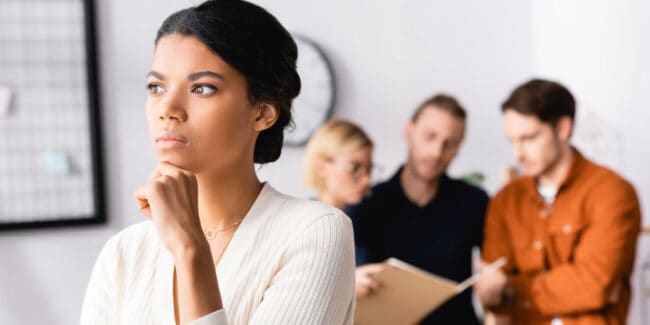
[203,218,244,241]
[205,228,217,239]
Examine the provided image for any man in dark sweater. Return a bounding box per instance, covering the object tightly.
[347,94,489,324]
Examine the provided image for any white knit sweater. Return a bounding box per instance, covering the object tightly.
[80,183,356,324]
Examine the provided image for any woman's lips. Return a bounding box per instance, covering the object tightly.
[155,131,190,149]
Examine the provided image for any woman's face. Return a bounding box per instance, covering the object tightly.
[320,145,373,207]
[145,34,263,174]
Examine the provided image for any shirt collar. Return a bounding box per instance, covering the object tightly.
[391,165,451,206]
[523,147,587,199]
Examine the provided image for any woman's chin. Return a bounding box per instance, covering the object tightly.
[155,156,196,172]
[346,195,363,206]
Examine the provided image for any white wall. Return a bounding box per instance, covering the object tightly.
[530,1,650,323]
[1,1,648,324]
[256,0,533,197]
[0,1,186,323]
[532,0,649,218]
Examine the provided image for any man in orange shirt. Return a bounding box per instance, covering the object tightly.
[476,79,641,325]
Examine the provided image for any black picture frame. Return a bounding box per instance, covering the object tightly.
[0,0,105,231]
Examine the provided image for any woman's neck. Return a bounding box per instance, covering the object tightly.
[195,166,262,230]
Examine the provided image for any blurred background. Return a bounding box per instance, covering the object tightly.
[1,0,649,323]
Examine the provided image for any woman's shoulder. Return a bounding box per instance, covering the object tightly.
[98,220,161,267]
[253,185,352,246]
[109,220,159,246]
[261,188,354,265]
[266,186,351,230]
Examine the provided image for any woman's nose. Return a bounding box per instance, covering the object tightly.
[158,91,188,122]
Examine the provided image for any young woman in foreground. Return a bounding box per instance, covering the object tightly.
[80,1,355,324]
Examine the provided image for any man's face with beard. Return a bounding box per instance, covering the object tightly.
[503,109,570,178]
[404,105,465,182]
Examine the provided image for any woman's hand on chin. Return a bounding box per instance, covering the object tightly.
[134,162,209,258]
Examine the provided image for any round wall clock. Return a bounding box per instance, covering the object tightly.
[284,34,335,146]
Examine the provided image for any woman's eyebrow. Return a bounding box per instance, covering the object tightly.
[146,70,225,81]
[147,70,165,80]
[188,71,225,81]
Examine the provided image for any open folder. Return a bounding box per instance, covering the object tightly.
[355,257,506,325]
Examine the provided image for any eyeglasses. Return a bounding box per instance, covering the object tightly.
[327,158,384,182]
[341,161,371,175]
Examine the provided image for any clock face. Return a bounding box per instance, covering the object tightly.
[284,35,335,146]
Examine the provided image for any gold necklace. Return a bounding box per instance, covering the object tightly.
[204,218,244,240]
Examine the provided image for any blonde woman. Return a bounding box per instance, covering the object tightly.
[302,120,374,210]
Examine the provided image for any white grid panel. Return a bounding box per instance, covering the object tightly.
[0,0,95,222]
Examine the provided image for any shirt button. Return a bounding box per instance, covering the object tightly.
[522,300,532,309]
[563,224,573,234]
[533,240,544,250]
[551,317,564,325]
[539,209,550,218]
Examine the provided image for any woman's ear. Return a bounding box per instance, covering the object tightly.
[253,103,279,132]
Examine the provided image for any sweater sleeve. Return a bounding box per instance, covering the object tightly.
[80,236,119,325]
[248,212,356,325]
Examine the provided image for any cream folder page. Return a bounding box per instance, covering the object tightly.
[355,257,506,325]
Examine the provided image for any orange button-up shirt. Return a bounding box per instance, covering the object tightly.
[483,150,641,325]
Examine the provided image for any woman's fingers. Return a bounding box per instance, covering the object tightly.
[155,162,190,177]
[149,167,161,180]
[153,163,197,190]
[147,163,182,187]
[139,163,196,218]
[134,185,152,219]
[136,163,202,254]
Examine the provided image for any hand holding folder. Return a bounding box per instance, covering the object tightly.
[354,257,507,325]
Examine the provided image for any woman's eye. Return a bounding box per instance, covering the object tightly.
[343,162,364,174]
[147,83,165,94]
[192,84,217,95]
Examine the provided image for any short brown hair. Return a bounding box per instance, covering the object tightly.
[501,79,575,126]
[411,94,466,122]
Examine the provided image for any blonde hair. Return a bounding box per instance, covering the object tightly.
[302,119,373,192]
